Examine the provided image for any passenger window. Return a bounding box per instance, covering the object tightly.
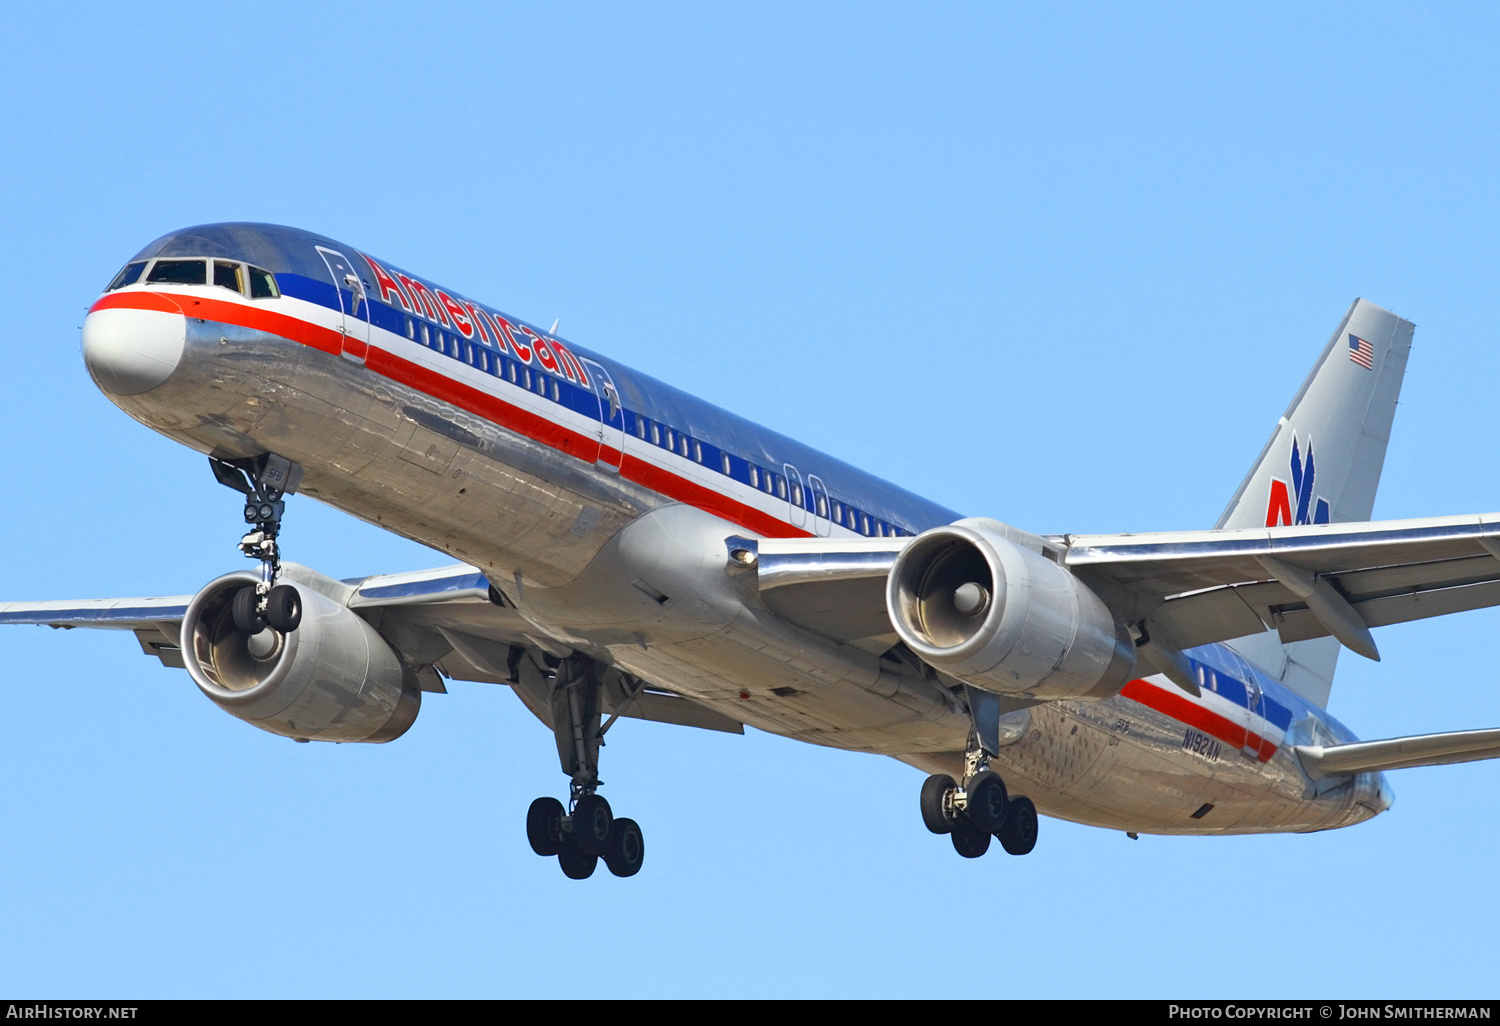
[405,316,415,340]
[213,261,244,294]
[790,482,803,506]
[247,266,279,299]
[816,494,828,518]
[147,259,207,285]
[106,262,146,291]
[550,379,560,401]
[679,436,690,457]
[721,452,731,475]
[636,418,647,440]
[693,441,703,463]
[776,477,788,499]
[749,466,759,489]
[421,324,430,347]
[458,341,470,363]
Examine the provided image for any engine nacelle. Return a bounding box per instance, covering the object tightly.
[181,569,420,742]
[887,519,1135,701]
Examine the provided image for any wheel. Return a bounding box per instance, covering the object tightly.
[526,796,564,856]
[603,817,645,877]
[920,774,957,834]
[998,795,1038,855]
[571,793,613,856]
[264,584,302,632]
[950,815,991,858]
[965,769,1008,834]
[557,835,598,879]
[231,586,264,634]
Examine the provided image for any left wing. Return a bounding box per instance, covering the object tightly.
[738,513,1500,670]
[1297,729,1500,778]
[1062,513,1500,662]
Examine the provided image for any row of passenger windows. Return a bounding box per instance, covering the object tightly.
[406,311,905,535]
[408,316,572,402]
[627,411,907,536]
[403,314,906,537]
[106,258,279,299]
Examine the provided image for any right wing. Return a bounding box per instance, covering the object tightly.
[0,564,743,736]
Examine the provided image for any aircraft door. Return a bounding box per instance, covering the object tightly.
[316,246,371,365]
[1241,677,1266,760]
[581,358,625,472]
[783,464,808,529]
[807,475,831,537]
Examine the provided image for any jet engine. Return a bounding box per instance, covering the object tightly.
[886,519,1135,701]
[180,570,420,742]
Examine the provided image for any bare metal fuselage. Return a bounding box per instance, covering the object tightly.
[101,284,1387,838]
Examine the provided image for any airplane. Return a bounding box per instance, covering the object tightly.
[9,221,1500,881]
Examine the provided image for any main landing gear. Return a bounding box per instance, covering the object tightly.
[523,656,646,879]
[210,453,305,633]
[920,747,1039,859]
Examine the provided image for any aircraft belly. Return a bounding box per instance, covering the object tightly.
[989,693,1381,836]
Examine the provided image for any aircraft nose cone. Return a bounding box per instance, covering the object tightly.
[81,295,186,395]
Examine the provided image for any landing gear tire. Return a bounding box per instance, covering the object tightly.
[264,584,301,632]
[950,815,991,859]
[526,796,564,857]
[571,793,613,856]
[920,774,957,834]
[604,817,645,877]
[231,586,264,634]
[557,836,598,880]
[998,795,1038,855]
[966,769,1008,834]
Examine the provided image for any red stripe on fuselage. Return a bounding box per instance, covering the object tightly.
[92,290,812,540]
[1119,678,1276,763]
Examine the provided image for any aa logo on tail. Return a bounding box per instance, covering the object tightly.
[1265,435,1330,527]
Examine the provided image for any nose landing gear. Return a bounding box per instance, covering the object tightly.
[519,654,647,879]
[210,453,304,632]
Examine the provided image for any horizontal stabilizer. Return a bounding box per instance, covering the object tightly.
[1296,728,1500,778]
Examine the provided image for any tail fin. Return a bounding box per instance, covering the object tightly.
[1217,298,1415,707]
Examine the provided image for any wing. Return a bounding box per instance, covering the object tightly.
[0,564,742,735]
[737,514,1500,675]
[1297,728,1500,778]
[1062,513,1500,661]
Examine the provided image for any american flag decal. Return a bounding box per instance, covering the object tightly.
[1348,334,1374,369]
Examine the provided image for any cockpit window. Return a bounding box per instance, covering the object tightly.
[214,261,244,294]
[247,266,279,299]
[106,261,147,291]
[147,259,207,285]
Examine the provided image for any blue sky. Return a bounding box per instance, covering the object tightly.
[2,2,1499,997]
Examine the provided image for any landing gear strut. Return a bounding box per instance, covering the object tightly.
[521,654,646,879]
[920,739,1040,859]
[210,454,304,633]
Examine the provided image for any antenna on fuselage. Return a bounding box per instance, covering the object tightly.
[549,319,560,335]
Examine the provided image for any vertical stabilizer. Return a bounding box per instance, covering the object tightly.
[1216,299,1415,707]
